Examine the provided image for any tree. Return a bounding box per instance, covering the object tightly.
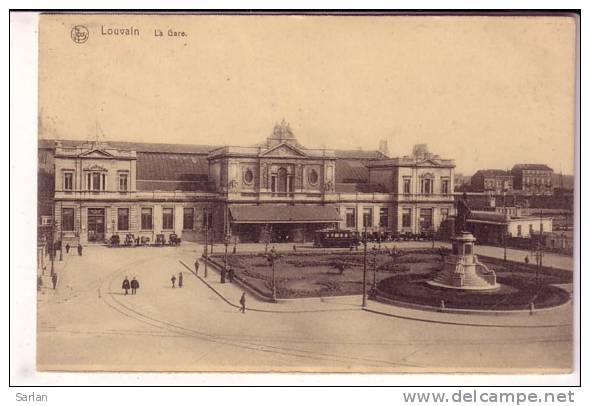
[389,246,405,268]
[333,259,350,275]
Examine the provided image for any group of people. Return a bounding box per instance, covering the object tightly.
[37,273,59,292]
[171,272,184,288]
[121,276,140,295]
[62,243,83,256]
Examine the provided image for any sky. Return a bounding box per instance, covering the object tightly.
[38,14,577,175]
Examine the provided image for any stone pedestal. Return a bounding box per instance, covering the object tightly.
[428,232,498,291]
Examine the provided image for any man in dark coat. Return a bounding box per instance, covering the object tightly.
[122,276,130,295]
[52,273,58,289]
[178,272,183,288]
[194,259,199,276]
[130,277,139,294]
[77,244,83,256]
[221,267,226,284]
[239,291,246,313]
[228,267,234,283]
[171,275,176,288]
[65,243,70,254]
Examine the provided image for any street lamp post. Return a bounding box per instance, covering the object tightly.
[224,234,230,273]
[503,187,507,262]
[59,205,63,261]
[362,226,368,308]
[371,245,378,291]
[203,214,209,278]
[50,220,55,276]
[266,246,280,302]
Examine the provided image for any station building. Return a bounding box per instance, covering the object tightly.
[38,121,456,245]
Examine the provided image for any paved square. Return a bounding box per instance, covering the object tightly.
[37,243,572,372]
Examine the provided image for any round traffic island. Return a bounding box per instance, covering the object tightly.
[376,273,570,312]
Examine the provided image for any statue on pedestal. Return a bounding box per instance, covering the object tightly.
[455,192,471,235]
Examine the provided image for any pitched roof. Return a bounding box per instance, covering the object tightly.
[468,211,508,223]
[335,159,369,183]
[38,138,217,155]
[333,149,387,160]
[473,169,512,177]
[512,164,553,172]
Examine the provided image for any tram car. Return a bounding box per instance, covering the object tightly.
[313,229,360,248]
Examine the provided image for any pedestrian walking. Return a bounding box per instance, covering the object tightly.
[51,273,58,289]
[239,291,246,313]
[524,255,530,265]
[171,275,176,288]
[122,276,130,295]
[37,276,43,292]
[178,272,183,288]
[130,277,139,294]
[77,244,83,256]
[65,243,70,254]
[221,267,226,284]
[194,259,199,276]
[228,267,234,283]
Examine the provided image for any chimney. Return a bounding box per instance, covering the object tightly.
[378,139,389,157]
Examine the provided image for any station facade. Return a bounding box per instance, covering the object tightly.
[40,121,456,245]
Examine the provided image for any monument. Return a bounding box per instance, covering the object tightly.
[428,193,498,290]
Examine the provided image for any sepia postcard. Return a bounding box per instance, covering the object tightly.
[34,12,577,374]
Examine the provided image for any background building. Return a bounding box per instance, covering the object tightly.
[470,169,514,193]
[511,164,554,195]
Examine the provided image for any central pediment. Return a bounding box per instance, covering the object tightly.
[260,142,307,158]
[80,148,114,158]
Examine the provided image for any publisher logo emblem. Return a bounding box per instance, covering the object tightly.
[71,25,89,44]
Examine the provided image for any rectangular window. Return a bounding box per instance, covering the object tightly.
[441,208,449,221]
[345,208,356,228]
[419,208,433,231]
[441,178,450,194]
[403,177,411,194]
[162,208,174,230]
[62,208,74,231]
[63,172,73,191]
[183,208,194,230]
[92,172,101,191]
[117,208,129,231]
[119,173,128,191]
[421,178,433,195]
[271,175,277,192]
[363,208,373,228]
[517,225,522,237]
[141,208,153,230]
[529,224,534,235]
[202,210,213,227]
[402,208,412,228]
[379,208,389,227]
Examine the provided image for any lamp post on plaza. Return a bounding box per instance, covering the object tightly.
[58,205,63,261]
[362,226,368,308]
[203,210,209,278]
[224,233,231,273]
[502,182,508,263]
[371,245,379,292]
[266,246,281,302]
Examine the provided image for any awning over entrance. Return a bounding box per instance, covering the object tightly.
[229,205,340,224]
